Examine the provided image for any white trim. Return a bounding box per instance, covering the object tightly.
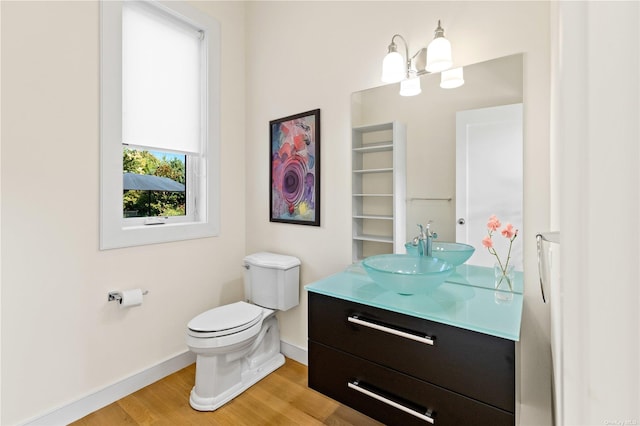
[555,2,640,424]
[280,340,308,366]
[20,351,196,426]
[20,342,308,425]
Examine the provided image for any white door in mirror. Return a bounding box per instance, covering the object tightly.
[456,103,523,270]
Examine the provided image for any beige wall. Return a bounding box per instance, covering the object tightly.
[0,1,246,424]
[245,2,551,425]
[1,1,553,425]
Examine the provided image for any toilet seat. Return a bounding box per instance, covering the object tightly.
[188,301,263,338]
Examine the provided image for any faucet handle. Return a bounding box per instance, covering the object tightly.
[423,221,437,239]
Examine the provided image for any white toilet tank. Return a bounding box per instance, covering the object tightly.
[243,252,300,311]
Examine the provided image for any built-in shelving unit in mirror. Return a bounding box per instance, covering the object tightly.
[352,122,406,262]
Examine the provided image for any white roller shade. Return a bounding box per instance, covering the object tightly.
[122,2,202,154]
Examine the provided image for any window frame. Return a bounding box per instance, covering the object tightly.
[100,0,220,250]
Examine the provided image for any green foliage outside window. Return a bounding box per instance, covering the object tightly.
[123,148,186,218]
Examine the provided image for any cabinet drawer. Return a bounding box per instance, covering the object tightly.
[308,292,515,413]
[309,341,514,426]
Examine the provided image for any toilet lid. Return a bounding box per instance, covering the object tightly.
[188,301,263,336]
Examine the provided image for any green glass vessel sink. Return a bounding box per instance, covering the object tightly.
[404,241,475,266]
[361,254,454,295]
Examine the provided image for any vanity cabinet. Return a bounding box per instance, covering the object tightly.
[308,292,515,426]
[352,122,406,262]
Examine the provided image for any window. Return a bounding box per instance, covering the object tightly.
[122,147,186,219]
[100,0,220,249]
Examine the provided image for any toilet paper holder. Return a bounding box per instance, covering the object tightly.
[108,290,149,303]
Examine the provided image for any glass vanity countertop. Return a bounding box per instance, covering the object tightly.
[447,263,523,294]
[305,263,523,341]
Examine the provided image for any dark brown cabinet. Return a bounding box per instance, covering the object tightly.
[308,292,515,426]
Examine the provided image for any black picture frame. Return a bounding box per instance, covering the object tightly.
[269,109,320,226]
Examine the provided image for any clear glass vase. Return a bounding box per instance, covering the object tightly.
[494,263,514,292]
[494,263,514,304]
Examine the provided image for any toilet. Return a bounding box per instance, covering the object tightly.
[186,252,301,411]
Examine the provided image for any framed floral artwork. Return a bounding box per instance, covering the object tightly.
[269,109,320,226]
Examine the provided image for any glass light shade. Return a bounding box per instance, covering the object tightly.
[440,67,464,89]
[381,51,406,83]
[400,76,421,97]
[425,37,452,73]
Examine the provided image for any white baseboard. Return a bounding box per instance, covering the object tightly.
[21,341,309,426]
[21,351,196,426]
[280,340,308,365]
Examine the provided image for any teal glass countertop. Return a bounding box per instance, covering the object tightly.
[305,263,523,341]
[447,263,524,294]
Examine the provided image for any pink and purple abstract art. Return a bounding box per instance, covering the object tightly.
[270,109,320,226]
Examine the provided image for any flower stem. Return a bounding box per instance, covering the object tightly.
[487,229,516,292]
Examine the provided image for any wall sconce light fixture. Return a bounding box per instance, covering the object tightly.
[381,20,462,96]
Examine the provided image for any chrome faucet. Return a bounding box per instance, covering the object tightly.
[417,222,437,256]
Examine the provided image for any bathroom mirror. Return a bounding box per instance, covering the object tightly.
[351,54,523,269]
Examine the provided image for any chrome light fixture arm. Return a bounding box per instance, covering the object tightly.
[387,34,411,79]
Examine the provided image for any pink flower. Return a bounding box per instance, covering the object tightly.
[487,215,501,231]
[501,223,516,239]
[482,215,519,292]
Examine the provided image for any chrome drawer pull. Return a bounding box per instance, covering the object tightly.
[348,381,435,424]
[348,315,434,345]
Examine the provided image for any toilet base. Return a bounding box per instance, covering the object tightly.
[188,313,285,412]
[189,352,285,411]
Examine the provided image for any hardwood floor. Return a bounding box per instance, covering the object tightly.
[71,358,383,425]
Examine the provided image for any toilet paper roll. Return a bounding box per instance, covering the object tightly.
[119,289,144,307]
